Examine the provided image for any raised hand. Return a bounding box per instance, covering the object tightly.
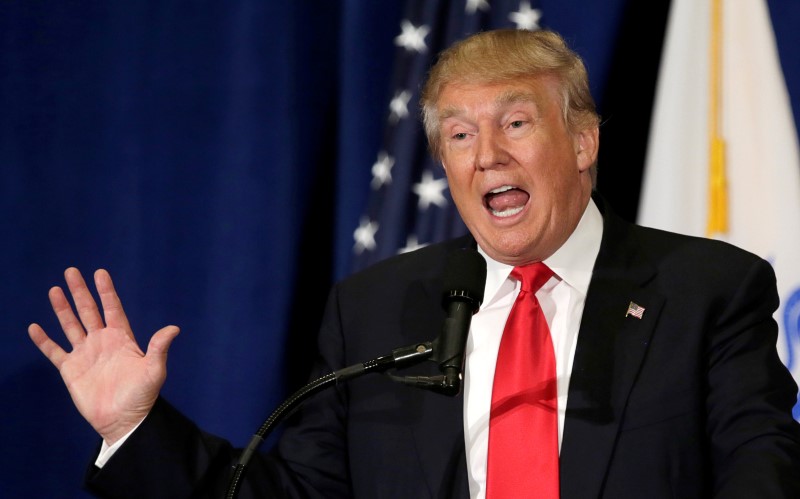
[28,268,180,445]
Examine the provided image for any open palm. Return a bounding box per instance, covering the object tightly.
[28,268,180,445]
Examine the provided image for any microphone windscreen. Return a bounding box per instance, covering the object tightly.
[442,248,487,307]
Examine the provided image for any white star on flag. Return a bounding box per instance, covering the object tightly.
[389,90,412,122]
[394,20,429,53]
[412,170,448,210]
[371,151,395,189]
[399,235,428,254]
[509,1,542,31]
[466,0,491,14]
[353,217,379,254]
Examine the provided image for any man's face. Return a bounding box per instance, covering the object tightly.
[437,76,598,266]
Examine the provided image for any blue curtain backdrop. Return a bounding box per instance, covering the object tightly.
[1,1,798,497]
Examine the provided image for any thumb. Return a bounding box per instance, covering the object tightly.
[146,325,181,363]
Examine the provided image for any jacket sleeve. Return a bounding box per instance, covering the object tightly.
[85,284,353,499]
[705,258,800,497]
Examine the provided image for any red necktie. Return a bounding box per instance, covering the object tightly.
[486,263,559,498]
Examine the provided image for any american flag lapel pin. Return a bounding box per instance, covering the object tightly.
[626,301,645,319]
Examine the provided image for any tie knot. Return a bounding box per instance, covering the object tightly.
[511,262,553,293]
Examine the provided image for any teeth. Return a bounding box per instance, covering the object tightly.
[486,185,523,217]
[489,185,514,194]
[490,206,524,217]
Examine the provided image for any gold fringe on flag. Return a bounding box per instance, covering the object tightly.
[707,0,728,236]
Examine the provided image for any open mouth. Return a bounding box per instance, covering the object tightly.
[484,185,530,218]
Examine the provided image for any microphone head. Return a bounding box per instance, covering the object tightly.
[442,248,487,313]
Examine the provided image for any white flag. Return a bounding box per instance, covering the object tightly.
[639,0,800,419]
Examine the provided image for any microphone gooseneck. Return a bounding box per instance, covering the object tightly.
[226,248,487,498]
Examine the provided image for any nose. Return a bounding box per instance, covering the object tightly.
[474,127,509,171]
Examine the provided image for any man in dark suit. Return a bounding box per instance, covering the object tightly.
[30,29,800,498]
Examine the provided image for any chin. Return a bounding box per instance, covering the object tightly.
[479,234,538,264]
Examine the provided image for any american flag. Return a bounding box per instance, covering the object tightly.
[626,301,646,319]
[350,0,546,273]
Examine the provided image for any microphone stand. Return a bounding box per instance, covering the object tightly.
[225,339,448,499]
[226,247,485,498]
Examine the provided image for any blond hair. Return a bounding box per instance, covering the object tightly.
[421,29,600,162]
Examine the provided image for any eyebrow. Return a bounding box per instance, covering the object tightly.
[495,89,539,107]
[438,90,540,122]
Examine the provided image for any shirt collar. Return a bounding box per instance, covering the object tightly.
[478,198,604,307]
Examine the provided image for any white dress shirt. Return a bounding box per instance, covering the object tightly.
[463,199,604,499]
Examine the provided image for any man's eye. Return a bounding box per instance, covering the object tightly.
[510,120,525,128]
[453,132,468,140]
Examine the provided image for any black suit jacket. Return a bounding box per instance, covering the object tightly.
[87,200,800,498]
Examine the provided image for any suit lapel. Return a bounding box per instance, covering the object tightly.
[559,202,665,499]
[400,248,471,499]
[390,224,664,499]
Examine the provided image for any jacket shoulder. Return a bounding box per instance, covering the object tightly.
[340,236,474,288]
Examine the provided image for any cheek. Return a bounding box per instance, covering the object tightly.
[444,172,485,222]
[442,162,474,192]
[448,179,479,215]
[530,148,579,187]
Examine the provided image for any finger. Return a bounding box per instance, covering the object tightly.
[145,325,181,365]
[28,323,68,369]
[94,269,133,335]
[49,285,87,347]
[64,267,105,333]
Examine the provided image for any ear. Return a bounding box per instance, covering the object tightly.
[573,126,599,172]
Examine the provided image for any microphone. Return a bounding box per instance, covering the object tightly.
[227,248,486,499]
[433,248,487,396]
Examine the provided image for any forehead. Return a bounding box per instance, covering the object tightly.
[436,76,559,120]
